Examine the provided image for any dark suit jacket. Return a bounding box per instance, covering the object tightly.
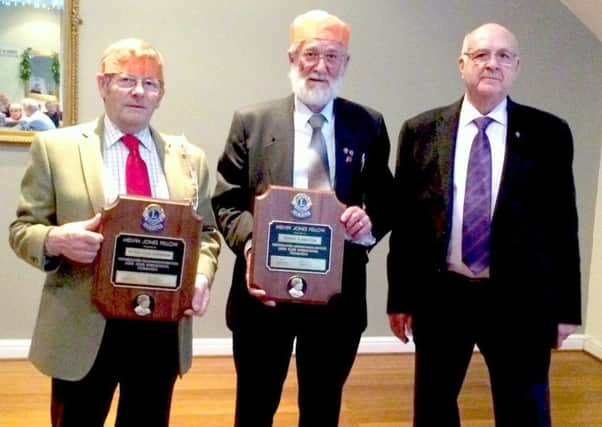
[387,97,581,343]
[213,95,393,331]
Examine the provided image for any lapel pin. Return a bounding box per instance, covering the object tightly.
[343,147,354,163]
[515,131,521,138]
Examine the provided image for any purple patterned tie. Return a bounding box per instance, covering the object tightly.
[462,116,493,275]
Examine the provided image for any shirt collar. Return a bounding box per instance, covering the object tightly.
[103,115,152,150]
[294,95,335,125]
[459,96,507,128]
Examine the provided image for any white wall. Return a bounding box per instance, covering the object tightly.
[0,0,601,343]
[586,132,602,357]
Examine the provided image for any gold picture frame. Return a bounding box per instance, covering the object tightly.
[0,0,79,145]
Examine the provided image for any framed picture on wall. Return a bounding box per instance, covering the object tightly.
[23,49,59,101]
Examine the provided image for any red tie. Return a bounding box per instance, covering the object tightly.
[121,134,151,197]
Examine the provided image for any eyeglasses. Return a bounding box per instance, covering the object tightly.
[106,73,163,94]
[463,49,518,67]
[300,49,346,67]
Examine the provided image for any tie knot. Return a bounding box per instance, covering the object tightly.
[308,114,326,130]
[121,134,141,153]
[473,116,493,132]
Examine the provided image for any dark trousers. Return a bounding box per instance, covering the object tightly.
[232,304,362,427]
[413,272,552,427]
[51,319,179,427]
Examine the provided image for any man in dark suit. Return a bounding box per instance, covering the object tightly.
[212,10,393,427]
[387,23,581,426]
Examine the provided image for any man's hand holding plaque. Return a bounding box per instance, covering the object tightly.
[245,249,276,306]
[340,205,374,241]
[45,213,104,263]
[184,274,211,316]
[249,185,372,305]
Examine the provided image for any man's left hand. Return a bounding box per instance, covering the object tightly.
[340,206,371,240]
[184,275,211,317]
[556,323,578,349]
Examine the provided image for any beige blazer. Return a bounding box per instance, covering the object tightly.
[9,117,220,380]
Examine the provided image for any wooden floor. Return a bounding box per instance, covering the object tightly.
[0,351,600,426]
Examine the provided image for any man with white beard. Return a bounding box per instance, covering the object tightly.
[212,9,394,427]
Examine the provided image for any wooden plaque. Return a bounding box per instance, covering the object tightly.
[250,185,345,304]
[92,196,202,321]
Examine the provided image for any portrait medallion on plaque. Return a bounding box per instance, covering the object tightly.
[250,186,345,304]
[92,196,202,321]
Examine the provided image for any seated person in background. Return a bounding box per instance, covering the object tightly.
[0,93,9,116]
[4,103,26,128]
[8,103,23,121]
[45,101,62,127]
[21,98,56,131]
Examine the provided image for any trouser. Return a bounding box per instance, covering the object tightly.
[51,319,179,427]
[232,304,362,427]
[413,272,552,427]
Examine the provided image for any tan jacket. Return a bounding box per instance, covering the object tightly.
[9,117,220,380]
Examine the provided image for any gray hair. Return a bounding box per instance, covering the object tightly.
[21,98,41,113]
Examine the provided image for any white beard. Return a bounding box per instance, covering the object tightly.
[288,66,344,108]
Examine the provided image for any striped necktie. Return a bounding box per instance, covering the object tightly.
[462,116,493,274]
[307,113,331,190]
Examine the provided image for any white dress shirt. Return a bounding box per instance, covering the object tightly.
[292,96,375,246]
[447,97,508,278]
[102,116,169,204]
[292,97,336,188]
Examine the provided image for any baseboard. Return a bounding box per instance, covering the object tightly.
[189,336,416,357]
[584,336,602,360]
[0,334,590,360]
[560,333,588,351]
[356,336,416,353]
[192,338,232,356]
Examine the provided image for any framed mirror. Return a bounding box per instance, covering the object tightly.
[0,0,79,145]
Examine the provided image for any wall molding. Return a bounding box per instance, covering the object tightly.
[190,336,417,356]
[584,336,602,360]
[0,334,594,360]
[0,339,30,359]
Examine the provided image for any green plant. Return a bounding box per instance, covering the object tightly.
[51,53,60,85]
[19,48,32,82]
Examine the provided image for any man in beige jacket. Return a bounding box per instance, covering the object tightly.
[9,38,220,427]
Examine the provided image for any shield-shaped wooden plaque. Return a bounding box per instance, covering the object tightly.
[250,185,345,304]
[92,196,201,321]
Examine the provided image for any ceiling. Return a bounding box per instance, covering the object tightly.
[561,0,602,42]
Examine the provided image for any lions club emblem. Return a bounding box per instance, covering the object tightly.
[290,193,312,219]
[141,204,166,232]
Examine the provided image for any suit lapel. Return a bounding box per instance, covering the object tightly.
[79,119,105,212]
[433,101,462,236]
[430,98,526,238]
[153,129,195,202]
[79,119,196,212]
[436,105,460,213]
[332,99,356,199]
[264,96,295,186]
[493,99,523,215]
